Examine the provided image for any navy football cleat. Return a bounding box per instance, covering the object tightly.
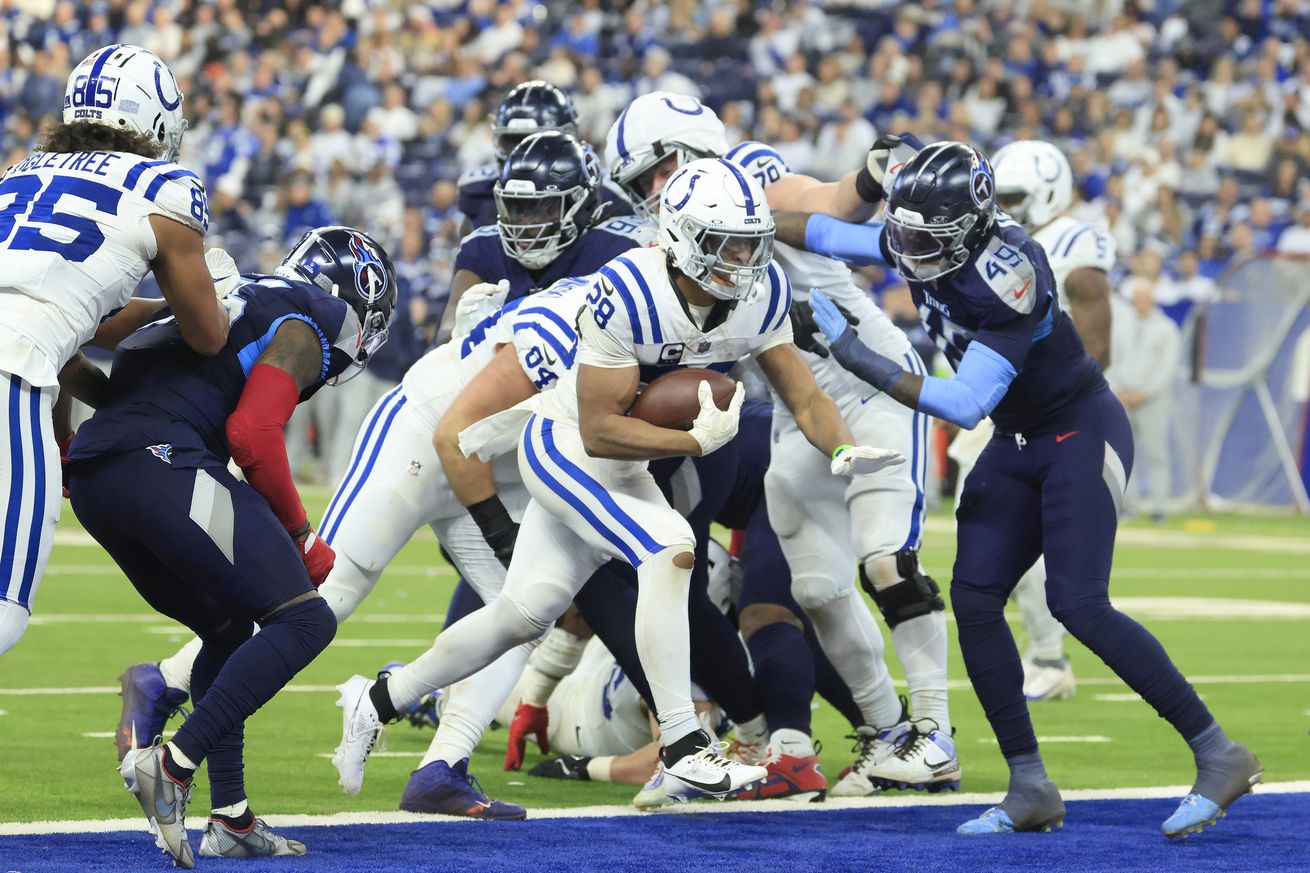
[399,759,526,820]
[116,663,189,762]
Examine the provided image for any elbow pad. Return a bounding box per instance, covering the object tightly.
[225,363,306,531]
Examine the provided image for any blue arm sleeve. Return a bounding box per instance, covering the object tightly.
[803,215,887,266]
[917,341,1017,429]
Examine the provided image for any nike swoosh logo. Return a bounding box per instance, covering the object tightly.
[671,772,731,793]
[923,758,956,771]
[1014,278,1032,299]
[1055,431,1079,443]
[859,394,876,405]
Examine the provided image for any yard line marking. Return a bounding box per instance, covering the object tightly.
[921,518,1310,554]
[978,736,1111,744]
[3,781,1309,835]
[8,673,1310,697]
[314,752,422,759]
[80,732,117,739]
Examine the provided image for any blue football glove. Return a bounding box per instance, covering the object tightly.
[809,289,852,343]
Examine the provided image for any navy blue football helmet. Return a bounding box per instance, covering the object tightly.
[278,226,398,379]
[492,80,579,164]
[885,141,996,282]
[494,131,602,269]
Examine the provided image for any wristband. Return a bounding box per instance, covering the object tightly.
[469,494,514,539]
[831,444,854,460]
[854,167,884,204]
[586,756,615,783]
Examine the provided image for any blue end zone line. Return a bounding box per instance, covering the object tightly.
[4,782,1307,834]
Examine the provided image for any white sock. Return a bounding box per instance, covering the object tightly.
[211,799,248,818]
[636,547,698,744]
[1014,558,1065,661]
[166,741,198,771]
[735,713,768,748]
[889,611,951,733]
[770,727,815,757]
[158,637,203,694]
[424,646,533,766]
[805,589,902,728]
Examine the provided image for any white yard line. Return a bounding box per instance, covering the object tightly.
[2,780,1306,836]
[976,736,1111,744]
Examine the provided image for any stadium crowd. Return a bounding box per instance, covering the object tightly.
[2,0,1306,477]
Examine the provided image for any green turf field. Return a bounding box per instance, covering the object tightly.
[2,495,1307,824]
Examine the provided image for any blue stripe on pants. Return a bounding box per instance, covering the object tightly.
[319,386,403,538]
[322,389,407,545]
[2,376,25,603]
[16,383,44,606]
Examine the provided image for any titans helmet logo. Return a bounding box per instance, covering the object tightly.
[348,233,388,304]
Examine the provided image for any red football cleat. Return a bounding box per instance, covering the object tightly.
[730,752,827,803]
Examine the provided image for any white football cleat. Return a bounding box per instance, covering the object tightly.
[1023,656,1076,701]
[332,675,386,796]
[633,763,676,810]
[864,719,961,792]
[830,721,911,797]
[662,741,767,801]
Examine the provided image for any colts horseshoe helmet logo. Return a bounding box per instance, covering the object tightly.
[348,233,388,304]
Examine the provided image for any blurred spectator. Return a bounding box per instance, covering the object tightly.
[1276,203,1310,258]
[1108,277,1183,521]
[282,171,336,245]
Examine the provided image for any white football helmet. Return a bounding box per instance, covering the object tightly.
[658,158,774,301]
[606,92,728,219]
[63,45,188,162]
[990,139,1073,232]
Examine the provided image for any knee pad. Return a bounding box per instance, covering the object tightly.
[861,550,944,629]
[0,602,30,655]
[791,571,849,612]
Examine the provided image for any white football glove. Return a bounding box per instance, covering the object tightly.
[204,247,242,299]
[865,134,922,190]
[688,380,745,456]
[831,444,906,477]
[453,279,511,339]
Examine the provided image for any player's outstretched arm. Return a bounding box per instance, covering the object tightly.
[756,342,854,455]
[226,319,334,584]
[765,170,877,224]
[435,344,538,566]
[808,290,1017,430]
[1064,266,1112,370]
[149,215,229,356]
[773,212,887,267]
[576,363,705,460]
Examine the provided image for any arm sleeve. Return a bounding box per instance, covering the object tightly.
[916,341,1018,429]
[224,363,307,532]
[803,215,888,266]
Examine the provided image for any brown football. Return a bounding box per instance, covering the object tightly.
[628,368,736,430]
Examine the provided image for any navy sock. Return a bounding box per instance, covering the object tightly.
[213,807,255,830]
[161,744,195,784]
[172,597,335,764]
[952,578,1038,756]
[574,562,654,708]
[686,588,761,725]
[190,619,254,809]
[747,622,815,734]
[1057,599,1215,741]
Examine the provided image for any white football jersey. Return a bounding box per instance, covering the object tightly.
[402,279,591,434]
[1031,214,1116,310]
[0,150,208,387]
[537,245,794,425]
[722,141,911,400]
[547,637,652,757]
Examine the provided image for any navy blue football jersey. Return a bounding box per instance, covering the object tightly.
[453,214,655,303]
[457,162,635,229]
[879,214,1105,433]
[70,276,355,469]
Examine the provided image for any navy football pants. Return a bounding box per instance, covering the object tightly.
[952,388,1213,760]
[70,450,335,807]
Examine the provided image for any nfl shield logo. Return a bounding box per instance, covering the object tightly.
[696,341,712,354]
[407,460,422,477]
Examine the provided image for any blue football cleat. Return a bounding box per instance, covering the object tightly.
[399,759,526,820]
[116,663,189,762]
[958,806,1063,835]
[1162,795,1224,838]
[1163,743,1262,838]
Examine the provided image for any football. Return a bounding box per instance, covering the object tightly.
[628,368,736,430]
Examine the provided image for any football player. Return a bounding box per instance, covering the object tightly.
[66,227,397,865]
[948,139,1119,702]
[334,159,902,802]
[604,92,955,794]
[776,140,1262,838]
[0,45,230,655]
